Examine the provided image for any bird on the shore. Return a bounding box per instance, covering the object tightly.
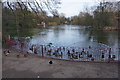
[49,61,53,64]
[48,43,53,47]
[4,49,10,56]
[37,76,40,78]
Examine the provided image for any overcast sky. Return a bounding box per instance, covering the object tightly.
[57,0,99,17]
[57,0,119,17]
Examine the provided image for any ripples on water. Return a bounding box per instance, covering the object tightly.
[10,25,119,61]
[29,25,118,48]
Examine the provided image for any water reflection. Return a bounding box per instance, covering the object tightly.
[28,25,118,49]
[89,30,118,48]
[3,25,119,61]
[3,25,118,49]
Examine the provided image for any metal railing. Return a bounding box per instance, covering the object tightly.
[5,38,119,62]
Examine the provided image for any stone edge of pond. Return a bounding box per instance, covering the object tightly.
[38,56,119,63]
[23,54,119,63]
[3,48,119,64]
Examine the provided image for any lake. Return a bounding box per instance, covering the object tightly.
[29,25,118,48]
[3,25,119,61]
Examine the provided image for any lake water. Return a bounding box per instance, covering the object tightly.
[4,25,119,61]
[29,25,118,48]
